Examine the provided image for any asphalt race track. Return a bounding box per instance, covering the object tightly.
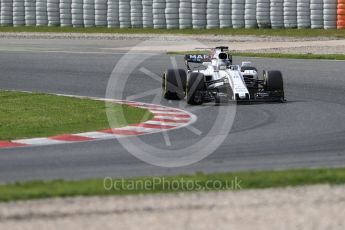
[0,38,345,183]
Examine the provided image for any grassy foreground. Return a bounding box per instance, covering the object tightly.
[0,168,345,202]
[0,91,153,140]
[1,26,345,37]
[168,50,345,61]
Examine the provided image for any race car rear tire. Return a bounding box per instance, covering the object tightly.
[187,72,205,105]
[162,69,187,100]
[264,70,284,91]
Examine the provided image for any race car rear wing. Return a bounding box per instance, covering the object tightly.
[184,54,211,63]
[184,54,210,71]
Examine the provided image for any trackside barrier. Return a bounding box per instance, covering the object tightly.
[25,0,36,26]
[338,0,345,29]
[284,0,297,28]
[179,0,192,28]
[297,0,311,28]
[324,0,336,29]
[60,0,72,27]
[0,0,343,29]
[107,0,119,28]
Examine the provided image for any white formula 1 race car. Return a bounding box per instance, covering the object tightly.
[162,46,285,105]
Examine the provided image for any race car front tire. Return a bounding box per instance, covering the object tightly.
[162,69,187,100]
[187,72,205,105]
[264,70,285,102]
[264,70,284,91]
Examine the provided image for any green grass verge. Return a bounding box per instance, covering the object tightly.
[1,26,345,38]
[233,52,345,60]
[0,168,345,202]
[167,50,345,60]
[0,91,153,140]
